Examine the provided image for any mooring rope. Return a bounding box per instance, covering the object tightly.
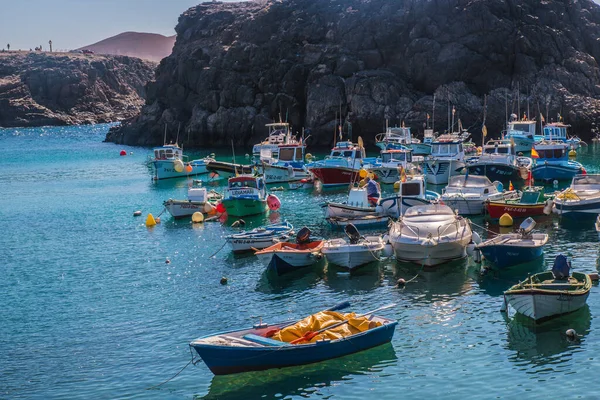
[209,241,228,258]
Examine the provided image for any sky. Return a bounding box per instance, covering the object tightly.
[0,0,216,51]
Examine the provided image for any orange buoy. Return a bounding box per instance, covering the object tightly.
[185,164,193,173]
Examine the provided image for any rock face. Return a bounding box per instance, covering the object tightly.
[106,0,600,147]
[0,52,156,127]
[78,32,176,63]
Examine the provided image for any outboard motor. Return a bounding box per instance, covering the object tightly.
[344,223,361,244]
[552,254,571,280]
[518,217,536,238]
[296,227,312,245]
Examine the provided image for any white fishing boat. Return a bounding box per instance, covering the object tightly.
[222,175,269,217]
[502,254,592,321]
[440,175,518,215]
[377,175,440,218]
[325,186,378,218]
[465,139,532,184]
[322,224,384,270]
[226,221,294,253]
[410,129,434,156]
[504,116,537,153]
[163,185,222,219]
[252,122,301,158]
[368,148,419,184]
[254,228,324,275]
[326,215,390,229]
[552,174,600,219]
[150,144,212,180]
[388,204,472,267]
[374,126,417,150]
[260,141,311,184]
[423,135,466,185]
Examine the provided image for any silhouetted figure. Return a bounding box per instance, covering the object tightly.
[49,40,52,52]
[6,43,9,51]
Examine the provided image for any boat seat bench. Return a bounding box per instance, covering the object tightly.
[243,334,291,347]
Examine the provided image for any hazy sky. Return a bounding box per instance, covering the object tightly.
[0,0,215,51]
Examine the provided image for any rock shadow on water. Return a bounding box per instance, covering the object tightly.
[195,342,397,400]
[503,306,591,368]
[254,260,326,294]
[391,258,478,304]
[321,260,384,293]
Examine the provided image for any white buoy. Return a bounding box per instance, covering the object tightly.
[553,179,559,189]
[543,199,554,215]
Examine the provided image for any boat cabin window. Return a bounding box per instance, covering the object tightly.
[511,123,535,133]
[401,182,421,196]
[331,150,354,158]
[230,179,257,189]
[165,149,174,159]
[537,148,565,159]
[544,127,566,139]
[278,148,295,161]
[295,148,303,160]
[484,146,509,154]
[383,152,408,163]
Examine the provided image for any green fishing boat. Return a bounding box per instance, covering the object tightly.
[222,175,269,217]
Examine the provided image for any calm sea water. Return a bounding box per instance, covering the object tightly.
[2,124,600,399]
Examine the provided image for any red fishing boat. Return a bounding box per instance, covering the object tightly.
[307,140,377,187]
[486,186,554,219]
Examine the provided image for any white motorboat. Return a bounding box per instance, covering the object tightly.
[423,135,466,185]
[163,185,222,218]
[226,221,294,253]
[377,175,440,218]
[252,122,301,158]
[150,144,212,180]
[325,186,378,218]
[388,204,472,267]
[503,116,536,153]
[259,141,311,184]
[440,175,518,215]
[374,126,417,150]
[553,174,600,219]
[369,148,419,184]
[502,255,591,321]
[322,224,384,270]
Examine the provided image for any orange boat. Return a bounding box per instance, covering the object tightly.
[255,228,323,275]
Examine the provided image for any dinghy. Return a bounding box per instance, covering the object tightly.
[486,186,554,219]
[326,215,390,229]
[189,303,397,375]
[388,204,473,267]
[325,186,378,218]
[322,224,385,270]
[552,174,600,219]
[163,185,222,219]
[255,227,324,275]
[476,218,548,268]
[226,221,294,253]
[502,254,592,321]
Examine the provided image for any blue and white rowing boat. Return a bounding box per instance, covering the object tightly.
[531,141,585,181]
[476,218,548,268]
[553,174,600,218]
[226,221,294,253]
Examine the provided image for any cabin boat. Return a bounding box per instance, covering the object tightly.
[163,185,222,219]
[254,228,324,275]
[537,122,582,150]
[325,186,378,218]
[150,144,211,180]
[466,140,532,184]
[205,160,255,179]
[377,175,440,218]
[226,221,294,253]
[410,129,434,156]
[252,122,301,158]
[502,254,591,321]
[189,307,397,375]
[476,218,548,268]
[531,141,585,181]
[388,204,473,267]
[322,224,384,270]
[553,174,600,218]
[375,126,418,150]
[440,175,518,215]
[307,141,379,186]
[423,135,466,185]
[222,175,269,217]
[260,143,311,184]
[504,116,537,153]
[486,186,553,219]
[368,149,418,184]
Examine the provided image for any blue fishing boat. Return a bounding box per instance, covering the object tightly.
[504,116,537,153]
[476,218,548,268]
[535,122,583,149]
[189,304,397,375]
[531,141,585,181]
[466,139,532,184]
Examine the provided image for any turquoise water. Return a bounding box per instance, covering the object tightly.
[2,124,600,399]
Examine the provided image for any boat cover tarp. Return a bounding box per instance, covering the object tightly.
[272,311,382,344]
[552,254,571,279]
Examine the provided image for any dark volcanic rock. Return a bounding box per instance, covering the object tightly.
[106,0,600,147]
[0,52,155,127]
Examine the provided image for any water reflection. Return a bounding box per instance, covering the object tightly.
[504,306,591,367]
[477,259,547,297]
[321,261,384,293]
[255,261,325,294]
[197,343,398,400]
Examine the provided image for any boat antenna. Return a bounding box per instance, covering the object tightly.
[505,89,508,127]
[163,124,167,145]
[447,89,451,133]
[432,92,436,133]
[176,122,180,147]
[333,111,337,147]
[517,82,521,121]
[527,86,530,120]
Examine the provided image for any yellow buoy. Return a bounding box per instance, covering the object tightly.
[358,178,367,187]
[393,181,400,190]
[305,153,313,162]
[174,159,184,173]
[359,169,368,178]
[569,149,577,159]
[499,213,513,227]
[146,213,157,227]
[192,211,204,223]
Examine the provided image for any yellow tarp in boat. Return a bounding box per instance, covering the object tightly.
[272,311,382,344]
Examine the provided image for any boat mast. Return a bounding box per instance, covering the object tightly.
[482,94,487,149]
[163,124,167,145]
[432,93,436,132]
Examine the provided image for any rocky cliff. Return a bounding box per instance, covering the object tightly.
[79,32,176,62]
[0,52,156,127]
[106,0,600,147]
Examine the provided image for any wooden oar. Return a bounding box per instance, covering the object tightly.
[263,301,351,338]
[290,303,397,344]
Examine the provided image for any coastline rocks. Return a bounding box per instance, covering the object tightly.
[106,0,600,146]
[0,52,156,128]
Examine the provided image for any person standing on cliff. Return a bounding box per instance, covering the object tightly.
[6,44,9,52]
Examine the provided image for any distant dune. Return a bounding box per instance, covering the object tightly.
[78,32,175,62]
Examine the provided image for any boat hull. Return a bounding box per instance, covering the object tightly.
[424,160,465,185]
[532,163,583,181]
[410,143,432,156]
[508,135,534,153]
[206,161,255,178]
[258,252,321,275]
[552,199,600,219]
[263,164,311,184]
[486,202,547,219]
[190,320,398,375]
[478,244,544,269]
[441,198,487,215]
[322,240,383,270]
[164,200,212,218]
[152,159,208,180]
[467,164,525,184]
[505,291,590,321]
[309,167,360,187]
[222,198,268,217]
[391,239,470,267]
[325,203,377,218]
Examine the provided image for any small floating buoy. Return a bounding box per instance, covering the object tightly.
[129,151,133,155]
[120,150,127,156]
[569,149,577,159]
[192,211,204,223]
[267,194,281,211]
[220,277,228,285]
[499,213,513,227]
[396,278,406,287]
[566,328,579,342]
[553,179,559,189]
[146,213,157,227]
[173,159,184,173]
[215,203,226,214]
[588,272,600,282]
[165,258,171,264]
[133,210,142,217]
[393,181,400,190]
[185,164,193,173]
